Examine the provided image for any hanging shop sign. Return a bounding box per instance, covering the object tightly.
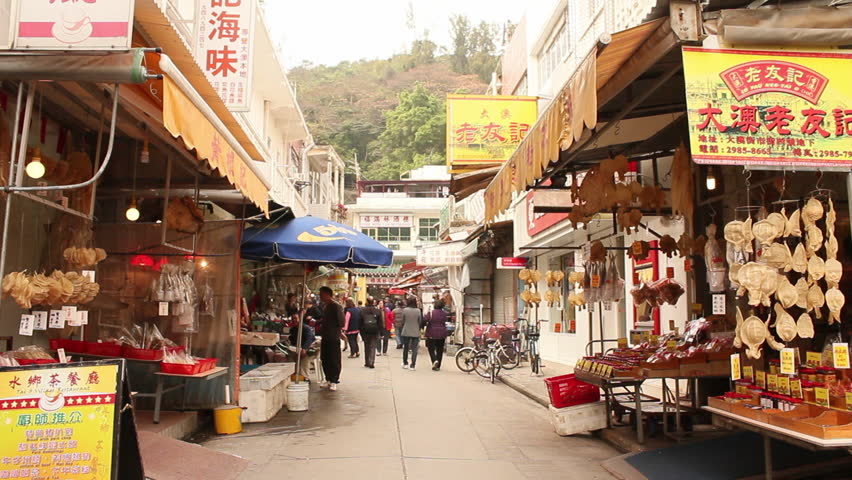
[13,0,135,50]
[194,0,256,112]
[683,46,852,169]
[0,361,123,479]
[446,94,538,173]
[416,242,464,267]
[526,190,571,237]
[360,214,412,228]
[366,277,396,286]
[327,271,349,291]
[496,257,527,269]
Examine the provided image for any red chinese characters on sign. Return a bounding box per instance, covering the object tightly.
[695,103,852,139]
[720,60,828,104]
[195,0,255,111]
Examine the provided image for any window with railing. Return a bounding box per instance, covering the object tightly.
[537,15,569,86]
[418,218,440,242]
[362,228,411,242]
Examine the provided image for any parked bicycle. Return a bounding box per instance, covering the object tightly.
[454,334,520,373]
[474,338,501,383]
[527,323,542,375]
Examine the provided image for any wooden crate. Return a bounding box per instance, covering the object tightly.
[769,404,828,431]
[790,411,852,439]
[708,396,732,412]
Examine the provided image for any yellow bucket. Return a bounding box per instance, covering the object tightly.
[213,405,243,435]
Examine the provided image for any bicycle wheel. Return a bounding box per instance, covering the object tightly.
[529,344,540,375]
[490,354,502,383]
[474,353,491,378]
[497,344,521,370]
[455,347,478,373]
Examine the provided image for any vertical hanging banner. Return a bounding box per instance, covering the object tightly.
[683,47,852,168]
[0,361,123,479]
[195,0,256,112]
[14,0,134,50]
[446,95,537,173]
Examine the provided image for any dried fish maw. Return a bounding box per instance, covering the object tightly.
[742,217,755,253]
[725,221,747,253]
[773,303,797,342]
[795,278,809,309]
[826,287,845,324]
[791,244,808,273]
[802,197,824,227]
[825,258,843,288]
[753,219,781,246]
[734,306,744,349]
[805,225,823,258]
[784,209,801,238]
[776,275,798,309]
[742,314,769,359]
[767,212,787,234]
[759,243,791,269]
[808,255,826,283]
[797,313,815,339]
[827,198,837,237]
[807,283,825,319]
[826,234,839,260]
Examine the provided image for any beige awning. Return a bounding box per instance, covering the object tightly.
[482,18,673,223]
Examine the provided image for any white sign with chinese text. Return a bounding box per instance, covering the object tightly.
[416,242,465,267]
[14,0,135,50]
[194,0,256,111]
[360,214,413,228]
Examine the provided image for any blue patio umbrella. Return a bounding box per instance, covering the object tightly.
[241,216,393,268]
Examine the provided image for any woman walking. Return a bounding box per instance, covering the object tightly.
[424,300,449,371]
[343,298,361,358]
[400,296,423,371]
[359,297,383,368]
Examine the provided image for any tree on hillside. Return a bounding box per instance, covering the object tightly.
[449,14,471,74]
[364,83,446,180]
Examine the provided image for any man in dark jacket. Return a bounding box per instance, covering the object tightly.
[359,297,384,369]
[318,287,344,391]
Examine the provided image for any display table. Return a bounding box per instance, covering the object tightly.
[135,367,230,424]
[574,370,650,443]
[704,406,852,480]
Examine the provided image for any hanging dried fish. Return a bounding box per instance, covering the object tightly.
[784,209,801,238]
[826,287,845,325]
[797,313,815,339]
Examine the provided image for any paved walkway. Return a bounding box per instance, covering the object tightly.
[498,358,574,407]
[203,346,618,480]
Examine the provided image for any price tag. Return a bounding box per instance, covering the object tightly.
[777,376,791,396]
[604,302,612,311]
[632,242,644,256]
[578,360,587,370]
[756,370,766,389]
[781,348,797,375]
[159,302,170,316]
[605,365,613,377]
[767,374,778,392]
[57,348,67,364]
[650,335,659,346]
[79,310,88,325]
[81,270,96,282]
[63,306,78,326]
[833,343,850,369]
[49,310,64,329]
[667,339,678,352]
[33,311,48,330]
[669,320,676,331]
[815,387,830,407]
[18,314,34,336]
[617,338,628,349]
[743,365,754,382]
[590,275,601,288]
[684,258,693,272]
[730,354,742,381]
[791,379,803,399]
[806,351,822,368]
[846,392,852,412]
[712,294,726,315]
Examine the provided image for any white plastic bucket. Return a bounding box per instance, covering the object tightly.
[287,383,310,411]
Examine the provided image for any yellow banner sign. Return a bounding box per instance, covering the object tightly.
[683,47,852,168]
[0,363,119,479]
[446,95,537,172]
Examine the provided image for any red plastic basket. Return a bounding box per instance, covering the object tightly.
[18,359,58,365]
[64,340,86,354]
[198,358,217,373]
[85,342,122,357]
[48,339,69,351]
[544,374,600,409]
[161,362,201,375]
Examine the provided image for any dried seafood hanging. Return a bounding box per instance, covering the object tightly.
[795,278,810,309]
[759,243,792,270]
[791,244,808,273]
[628,241,651,262]
[773,303,797,343]
[796,313,815,339]
[670,143,694,221]
[807,284,825,319]
[736,262,778,307]
[826,287,845,325]
[776,275,798,309]
[808,255,826,283]
[741,310,770,359]
[805,225,823,258]
[63,247,107,269]
[617,208,643,233]
[784,209,801,238]
[802,197,824,228]
[659,235,678,258]
[825,258,842,288]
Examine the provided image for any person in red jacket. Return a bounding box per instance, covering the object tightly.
[377,300,394,356]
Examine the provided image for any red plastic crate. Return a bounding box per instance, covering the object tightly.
[198,358,217,372]
[64,340,86,353]
[122,346,184,361]
[48,339,69,351]
[544,374,600,409]
[85,342,122,357]
[18,359,58,365]
[161,361,201,375]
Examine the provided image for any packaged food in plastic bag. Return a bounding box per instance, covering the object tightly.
[11,345,53,360]
[654,277,686,306]
[704,224,728,293]
[602,255,624,303]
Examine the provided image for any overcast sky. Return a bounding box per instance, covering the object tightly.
[263,0,526,68]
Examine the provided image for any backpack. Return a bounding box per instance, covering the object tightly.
[361,308,380,334]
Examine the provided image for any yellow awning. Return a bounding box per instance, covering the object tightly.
[163,76,269,215]
[482,18,671,224]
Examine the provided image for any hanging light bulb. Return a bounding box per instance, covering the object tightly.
[26,147,45,179]
[125,198,140,222]
[705,170,717,191]
[199,259,209,269]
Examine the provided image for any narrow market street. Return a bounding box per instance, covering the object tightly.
[204,348,618,480]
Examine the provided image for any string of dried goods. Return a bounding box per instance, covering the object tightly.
[2,270,100,309]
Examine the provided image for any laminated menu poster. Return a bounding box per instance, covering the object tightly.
[0,360,141,480]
